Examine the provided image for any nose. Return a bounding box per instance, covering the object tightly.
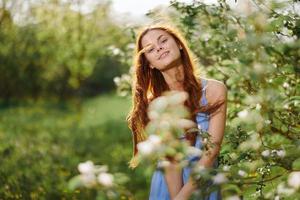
[156,46,163,52]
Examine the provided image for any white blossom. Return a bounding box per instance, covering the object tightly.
[276,150,286,158]
[168,91,188,105]
[253,63,264,74]
[177,119,196,129]
[277,182,295,195]
[264,191,273,199]
[80,173,96,187]
[121,74,131,82]
[202,33,211,41]
[78,161,94,174]
[148,110,159,120]
[113,77,121,85]
[194,165,206,174]
[274,195,280,200]
[223,165,231,171]
[288,172,300,189]
[238,170,247,177]
[261,150,270,157]
[150,96,168,112]
[97,172,114,187]
[137,141,154,156]
[264,120,271,124]
[239,132,261,150]
[235,0,256,16]
[148,135,162,146]
[271,149,286,158]
[112,48,121,56]
[126,43,135,49]
[187,146,202,157]
[197,124,202,130]
[107,45,121,56]
[255,103,262,110]
[283,82,290,88]
[159,120,171,130]
[157,160,171,168]
[225,195,241,200]
[212,173,228,184]
[94,165,108,174]
[238,109,248,118]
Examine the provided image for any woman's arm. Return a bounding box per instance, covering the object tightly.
[174,79,228,200]
[164,160,184,199]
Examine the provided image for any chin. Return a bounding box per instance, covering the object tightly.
[164,57,182,69]
[160,58,174,67]
[156,61,171,70]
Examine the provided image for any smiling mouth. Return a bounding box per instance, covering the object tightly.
[159,51,170,60]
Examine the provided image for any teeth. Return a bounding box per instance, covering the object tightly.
[161,52,168,59]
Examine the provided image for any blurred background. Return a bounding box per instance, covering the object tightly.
[0,0,150,199]
[0,0,299,199]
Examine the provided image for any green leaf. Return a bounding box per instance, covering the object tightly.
[68,175,83,191]
[292,158,300,170]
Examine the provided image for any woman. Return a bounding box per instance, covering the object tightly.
[127,24,227,200]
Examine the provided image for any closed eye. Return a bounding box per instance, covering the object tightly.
[143,44,154,54]
[147,48,154,53]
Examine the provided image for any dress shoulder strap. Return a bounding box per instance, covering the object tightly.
[200,79,208,106]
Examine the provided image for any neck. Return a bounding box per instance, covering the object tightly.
[161,64,185,91]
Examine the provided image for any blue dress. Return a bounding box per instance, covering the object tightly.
[149,79,221,200]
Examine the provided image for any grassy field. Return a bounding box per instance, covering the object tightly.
[0,94,150,199]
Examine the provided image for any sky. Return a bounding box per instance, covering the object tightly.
[8,0,300,25]
[4,0,226,25]
[110,0,299,19]
[109,0,231,24]
[111,0,219,16]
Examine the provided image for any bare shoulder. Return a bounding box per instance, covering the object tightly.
[205,78,227,104]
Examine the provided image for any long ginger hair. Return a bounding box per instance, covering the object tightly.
[127,24,208,168]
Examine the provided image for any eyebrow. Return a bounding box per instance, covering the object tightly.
[157,34,165,42]
[144,34,166,49]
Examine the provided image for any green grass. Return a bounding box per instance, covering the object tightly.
[0,93,149,199]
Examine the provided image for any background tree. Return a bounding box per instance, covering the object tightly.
[0,0,131,101]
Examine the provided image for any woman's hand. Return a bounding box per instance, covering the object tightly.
[164,159,183,199]
[173,196,186,200]
[173,178,197,200]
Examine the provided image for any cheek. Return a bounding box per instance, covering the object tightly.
[145,54,157,65]
[170,45,181,58]
[167,42,180,54]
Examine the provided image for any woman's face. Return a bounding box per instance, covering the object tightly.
[141,29,182,71]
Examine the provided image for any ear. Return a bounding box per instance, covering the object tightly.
[176,41,183,50]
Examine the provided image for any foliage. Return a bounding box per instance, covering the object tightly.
[114,0,300,199]
[0,0,131,100]
[0,94,149,199]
